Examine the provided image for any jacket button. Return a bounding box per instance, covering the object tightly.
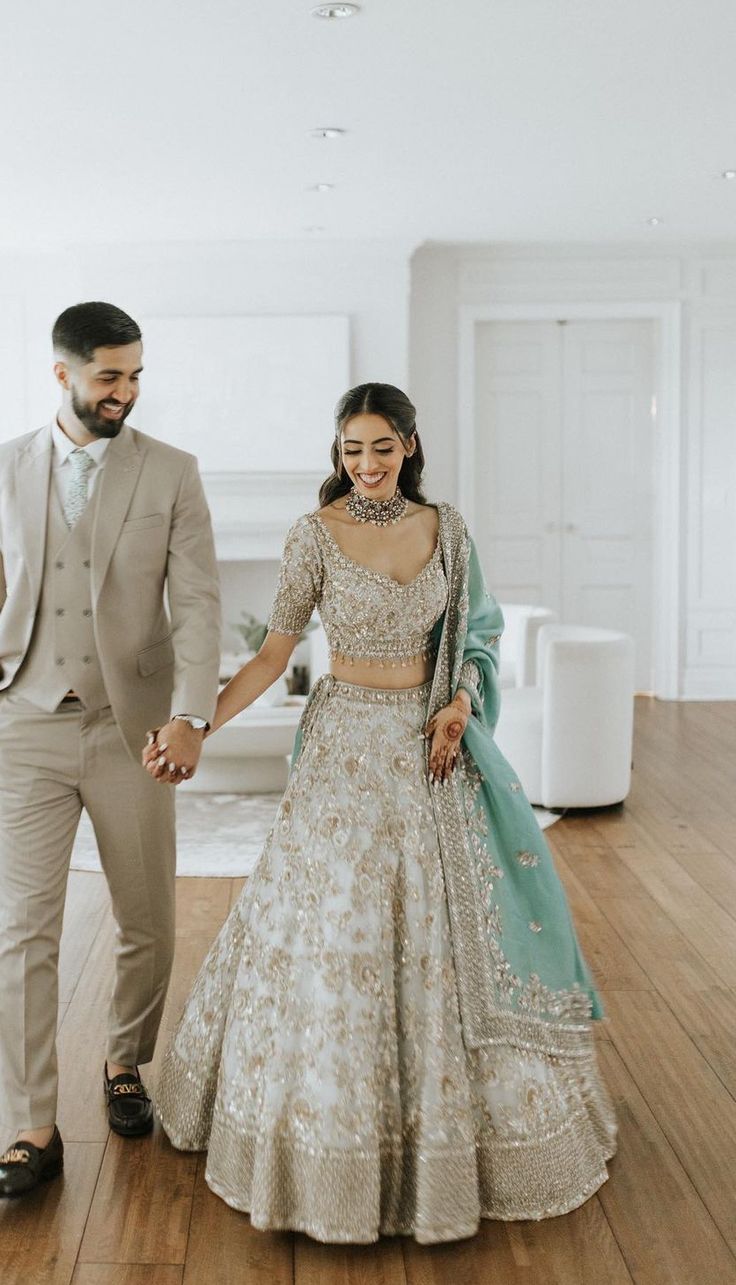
[82,559,91,568]
[82,656,91,664]
[56,658,65,666]
[55,561,64,570]
[56,608,65,616]
[83,608,92,617]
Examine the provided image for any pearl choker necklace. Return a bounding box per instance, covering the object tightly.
[345,486,408,527]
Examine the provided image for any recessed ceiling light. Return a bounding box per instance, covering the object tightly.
[309,127,346,140]
[309,183,335,193]
[311,4,360,18]
[722,170,736,180]
[304,225,326,233]
[646,216,663,226]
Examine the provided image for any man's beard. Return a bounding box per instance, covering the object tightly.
[71,387,132,439]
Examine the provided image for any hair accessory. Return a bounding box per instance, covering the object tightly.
[345,486,408,526]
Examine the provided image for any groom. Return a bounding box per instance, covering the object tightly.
[0,302,221,1196]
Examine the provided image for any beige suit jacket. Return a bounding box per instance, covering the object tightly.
[0,423,221,758]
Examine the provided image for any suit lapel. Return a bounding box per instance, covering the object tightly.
[15,426,53,610]
[91,426,145,603]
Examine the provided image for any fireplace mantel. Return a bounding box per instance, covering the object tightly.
[203,471,325,560]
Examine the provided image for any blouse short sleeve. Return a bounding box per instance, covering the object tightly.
[457,658,484,716]
[267,515,323,637]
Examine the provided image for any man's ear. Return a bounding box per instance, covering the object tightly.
[53,360,70,391]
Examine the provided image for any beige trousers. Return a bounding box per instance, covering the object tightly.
[0,694,176,1136]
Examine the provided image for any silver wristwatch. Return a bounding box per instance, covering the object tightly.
[172,714,210,731]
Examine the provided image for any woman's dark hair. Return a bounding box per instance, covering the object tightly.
[52,301,142,363]
[319,382,427,508]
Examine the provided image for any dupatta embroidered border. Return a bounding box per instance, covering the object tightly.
[427,503,596,1057]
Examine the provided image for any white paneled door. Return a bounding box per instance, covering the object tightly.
[474,319,655,691]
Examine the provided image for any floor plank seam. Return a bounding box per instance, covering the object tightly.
[643,977,736,1108]
[178,1151,202,1284]
[601,1038,736,1280]
[594,883,735,1015]
[593,1192,637,1284]
[70,1136,108,1281]
[606,1026,736,1263]
[629,797,736,878]
[660,843,736,921]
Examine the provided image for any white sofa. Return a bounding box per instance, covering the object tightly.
[183,704,302,793]
[497,603,557,688]
[494,624,636,809]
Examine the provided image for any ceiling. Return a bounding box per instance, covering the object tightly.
[1,0,735,249]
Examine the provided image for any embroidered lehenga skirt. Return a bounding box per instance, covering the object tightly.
[157,677,616,1244]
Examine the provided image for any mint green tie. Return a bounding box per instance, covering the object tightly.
[64,449,94,528]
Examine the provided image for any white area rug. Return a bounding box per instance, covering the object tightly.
[70,793,561,878]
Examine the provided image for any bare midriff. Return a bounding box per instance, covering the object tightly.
[330,655,435,690]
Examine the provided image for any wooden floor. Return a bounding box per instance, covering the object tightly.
[2,697,736,1285]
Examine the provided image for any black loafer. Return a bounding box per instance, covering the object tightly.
[104,1065,154,1137]
[0,1126,64,1197]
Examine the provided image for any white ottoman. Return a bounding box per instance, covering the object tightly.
[495,625,635,809]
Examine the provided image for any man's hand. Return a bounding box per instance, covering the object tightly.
[141,719,205,785]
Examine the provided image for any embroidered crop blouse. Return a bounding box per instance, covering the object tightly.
[267,513,449,668]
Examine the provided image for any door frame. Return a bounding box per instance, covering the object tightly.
[457,301,683,700]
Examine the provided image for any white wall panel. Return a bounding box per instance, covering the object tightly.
[411,242,736,698]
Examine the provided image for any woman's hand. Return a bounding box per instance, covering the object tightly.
[141,725,201,785]
[424,689,471,784]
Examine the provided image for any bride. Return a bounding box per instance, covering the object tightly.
[148,382,616,1244]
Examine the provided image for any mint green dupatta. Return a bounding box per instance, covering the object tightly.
[426,504,603,1056]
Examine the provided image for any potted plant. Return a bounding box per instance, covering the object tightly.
[226,612,317,703]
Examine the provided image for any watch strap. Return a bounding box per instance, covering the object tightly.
[172,714,210,731]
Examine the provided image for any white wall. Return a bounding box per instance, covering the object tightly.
[410,242,736,700]
[0,238,411,432]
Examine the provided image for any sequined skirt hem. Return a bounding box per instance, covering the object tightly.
[203,1167,614,1245]
[158,1045,616,1244]
[202,1152,615,1244]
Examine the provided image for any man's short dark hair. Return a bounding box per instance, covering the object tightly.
[52,302,142,363]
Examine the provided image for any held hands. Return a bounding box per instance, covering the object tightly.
[141,719,205,785]
[424,689,471,784]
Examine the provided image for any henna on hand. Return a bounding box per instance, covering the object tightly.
[446,719,464,741]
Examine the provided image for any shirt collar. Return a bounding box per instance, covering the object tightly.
[52,417,111,467]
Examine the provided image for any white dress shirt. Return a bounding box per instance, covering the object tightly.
[51,419,111,512]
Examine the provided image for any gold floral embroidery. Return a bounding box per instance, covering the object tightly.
[267,513,448,667]
[517,850,540,868]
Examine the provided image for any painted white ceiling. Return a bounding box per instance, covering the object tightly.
[1,0,735,248]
